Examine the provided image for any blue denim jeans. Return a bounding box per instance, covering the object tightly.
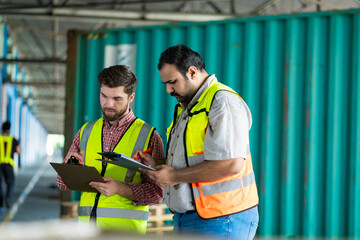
[173,206,259,240]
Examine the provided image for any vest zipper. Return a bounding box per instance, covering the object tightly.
[90,159,108,220]
[183,120,197,210]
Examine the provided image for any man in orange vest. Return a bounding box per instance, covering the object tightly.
[137,44,259,240]
[0,121,21,212]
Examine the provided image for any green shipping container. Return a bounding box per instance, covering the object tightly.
[65,9,360,238]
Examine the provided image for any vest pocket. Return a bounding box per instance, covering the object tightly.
[194,179,246,210]
[187,115,208,155]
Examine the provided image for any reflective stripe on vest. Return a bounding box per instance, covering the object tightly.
[80,119,153,182]
[125,122,154,183]
[78,118,153,233]
[79,120,97,164]
[193,171,255,198]
[133,122,152,156]
[78,206,149,220]
[167,78,259,219]
[0,135,14,166]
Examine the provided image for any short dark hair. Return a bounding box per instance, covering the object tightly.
[157,44,205,78]
[2,121,10,132]
[97,65,137,95]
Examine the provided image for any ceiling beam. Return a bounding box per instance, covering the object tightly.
[230,0,236,14]
[22,93,65,98]
[2,12,168,25]
[28,98,65,103]
[6,22,66,40]
[29,102,65,108]
[174,2,187,11]
[250,0,281,15]
[302,0,342,10]
[0,58,66,64]
[21,19,50,57]
[24,96,65,100]
[0,0,230,10]
[31,106,64,112]
[207,1,223,13]
[1,8,238,23]
[8,81,65,86]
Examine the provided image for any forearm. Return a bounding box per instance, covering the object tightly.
[16,146,21,154]
[173,158,244,184]
[56,175,70,191]
[63,130,81,163]
[117,180,164,205]
[149,131,165,166]
[56,130,81,191]
[117,182,136,201]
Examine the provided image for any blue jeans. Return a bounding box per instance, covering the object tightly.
[173,206,259,240]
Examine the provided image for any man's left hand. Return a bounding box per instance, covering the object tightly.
[141,165,178,187]
[89,177,122,197]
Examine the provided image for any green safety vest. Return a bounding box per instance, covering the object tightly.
[77,118,154,233]
[166,78,259,219]
[0,135,15,167]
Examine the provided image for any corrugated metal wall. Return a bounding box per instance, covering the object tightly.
[68,9,360,238]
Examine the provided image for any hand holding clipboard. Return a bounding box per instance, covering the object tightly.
[97,150,157,172]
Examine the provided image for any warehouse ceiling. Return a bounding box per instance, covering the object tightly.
[0,0,359,134]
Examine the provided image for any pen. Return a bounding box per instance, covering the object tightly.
[133,148,152,160]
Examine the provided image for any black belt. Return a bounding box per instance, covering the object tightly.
[185,210,197,215]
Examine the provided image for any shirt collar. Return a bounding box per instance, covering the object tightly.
[102,108,135,128]
[187,74,217,110]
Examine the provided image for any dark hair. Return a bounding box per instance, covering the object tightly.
[97,65,137,95]
[157,44,205,78]
[2,121,10,132]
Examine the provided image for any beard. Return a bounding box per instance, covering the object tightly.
[170,77,198,105]
[170,91,194,106]
[102,106,128,122]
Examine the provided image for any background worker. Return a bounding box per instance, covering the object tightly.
[56,65,164,234]
[0,121,21,212]
[137,44,259,239]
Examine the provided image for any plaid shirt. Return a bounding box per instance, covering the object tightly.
[56,109,164,205]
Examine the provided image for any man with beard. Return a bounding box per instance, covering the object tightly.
[56,65,164,234]
[136,45,259,239]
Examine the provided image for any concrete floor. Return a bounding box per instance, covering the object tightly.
[0,155,61,224]
[0,155,204,240]
[0,155,342,240]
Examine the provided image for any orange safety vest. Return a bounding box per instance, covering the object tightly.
[166,79,259,219]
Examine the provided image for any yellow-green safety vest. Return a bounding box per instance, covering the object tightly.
[166,79,259,219]
[0,135,15,167]
[78,118,154,233]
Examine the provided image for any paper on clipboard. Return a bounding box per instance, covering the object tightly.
[97,152,157,172]
[50,162,105,193]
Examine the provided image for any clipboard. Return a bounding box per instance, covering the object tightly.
[50,162,105,193]
[97,152,157,172]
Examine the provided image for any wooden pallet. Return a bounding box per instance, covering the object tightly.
[147,203,174,235]
[60,201,79,219]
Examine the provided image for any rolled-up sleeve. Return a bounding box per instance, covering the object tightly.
[204,91,252,161]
